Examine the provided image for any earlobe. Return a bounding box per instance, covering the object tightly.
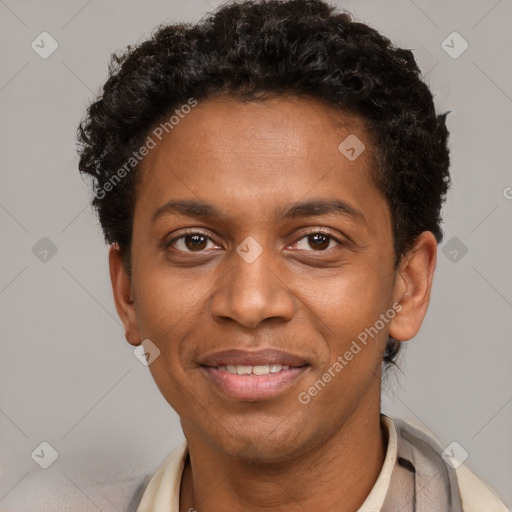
[388,232,437,342]
[108,244,141,346]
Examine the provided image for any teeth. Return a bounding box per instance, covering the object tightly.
[219,364,291,375]
[252,364,270,375]
[236,365,252,375]
[270,364,290,371]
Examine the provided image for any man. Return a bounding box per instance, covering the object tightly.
[77,0,507,510]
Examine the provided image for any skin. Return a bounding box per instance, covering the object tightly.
[109,96,437,512]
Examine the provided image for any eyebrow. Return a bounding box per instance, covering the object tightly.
[152,198,366,224]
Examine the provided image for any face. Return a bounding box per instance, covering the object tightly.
[110,96,434,462]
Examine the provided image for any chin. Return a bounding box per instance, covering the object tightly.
[212,421,311,464]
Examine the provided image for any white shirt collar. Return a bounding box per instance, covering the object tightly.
[357,415,397,511]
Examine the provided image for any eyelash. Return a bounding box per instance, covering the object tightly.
[166,228,345,253]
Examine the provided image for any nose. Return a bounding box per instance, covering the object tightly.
[209,243,294,329]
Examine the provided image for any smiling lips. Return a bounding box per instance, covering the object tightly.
[200,348,309,400]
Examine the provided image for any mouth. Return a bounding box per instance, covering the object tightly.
[213,363,294,375]
[199,349,310,401]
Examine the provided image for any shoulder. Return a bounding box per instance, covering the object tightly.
[456,463,509,512]
[390,416,508,512]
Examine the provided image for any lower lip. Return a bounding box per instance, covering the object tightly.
[201,366,308,401]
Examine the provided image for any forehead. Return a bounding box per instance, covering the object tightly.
[135,96,383,227]
[143,96,372,163]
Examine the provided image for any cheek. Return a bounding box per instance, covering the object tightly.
[132,265,209,354]
[293,264,394,387]
[295,275,390,414]
[134,269,209,413]
[296,262,394,336]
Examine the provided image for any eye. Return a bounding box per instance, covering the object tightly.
[292,231,343,251]
[167,231,222,252]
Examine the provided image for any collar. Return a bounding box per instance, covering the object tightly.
[357,415,398,511]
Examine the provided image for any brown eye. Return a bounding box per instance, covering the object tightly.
[293,231,342,252]
[168,232,220,252]
[308,233,330,250]
[184,234,208,251]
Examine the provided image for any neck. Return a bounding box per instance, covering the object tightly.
[179,408,386,512]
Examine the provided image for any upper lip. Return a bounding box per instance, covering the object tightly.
[199,349,309,368]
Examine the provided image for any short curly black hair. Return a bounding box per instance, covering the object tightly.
[77,0,450,367]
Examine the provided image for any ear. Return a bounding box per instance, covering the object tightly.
[108,244,141,346]
[389,231,437,342]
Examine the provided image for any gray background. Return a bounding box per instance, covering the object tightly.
[1,0,511,510]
